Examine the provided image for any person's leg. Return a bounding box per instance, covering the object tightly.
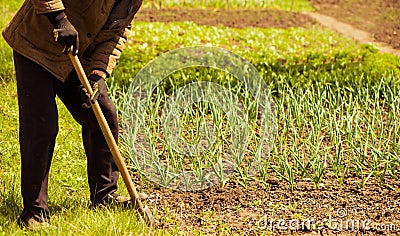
[55,72,119,205]
[13,51,59,224]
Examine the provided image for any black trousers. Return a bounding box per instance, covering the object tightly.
[13,51,119,222]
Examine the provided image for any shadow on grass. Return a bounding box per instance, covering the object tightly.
[0,179,90,223]
[48,197,90,215]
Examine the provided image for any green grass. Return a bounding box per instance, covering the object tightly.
[1,0,400,234]
[0,81,148,235]
[143,0,314,11]
[0,0,20,83]
[114,21,368,87]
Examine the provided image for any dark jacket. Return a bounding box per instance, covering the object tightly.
[2,0,142,82]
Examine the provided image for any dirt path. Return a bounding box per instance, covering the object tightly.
[310,0,400,50]
[304,12,400,56]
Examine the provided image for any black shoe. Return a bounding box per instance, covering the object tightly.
[18,216,55,231]
[96,192,148,208]
[105,193,131,205]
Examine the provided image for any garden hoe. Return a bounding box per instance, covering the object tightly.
[68,52,155,226]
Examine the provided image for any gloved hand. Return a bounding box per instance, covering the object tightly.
[45,11,79,55]
[79,74,105,109]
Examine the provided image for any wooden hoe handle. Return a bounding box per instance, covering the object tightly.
[68,53,154,226]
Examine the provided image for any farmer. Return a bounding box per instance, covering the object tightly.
[2,0,142,229]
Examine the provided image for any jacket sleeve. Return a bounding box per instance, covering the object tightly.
[31,0,65,14]
[89,27,130,76]
[90,0,142,76]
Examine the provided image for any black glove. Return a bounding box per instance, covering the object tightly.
[79,74,104,109]
[45,11,79,55]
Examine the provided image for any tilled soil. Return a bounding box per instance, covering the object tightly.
[134,8,317,29]
[136,172,400,235]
